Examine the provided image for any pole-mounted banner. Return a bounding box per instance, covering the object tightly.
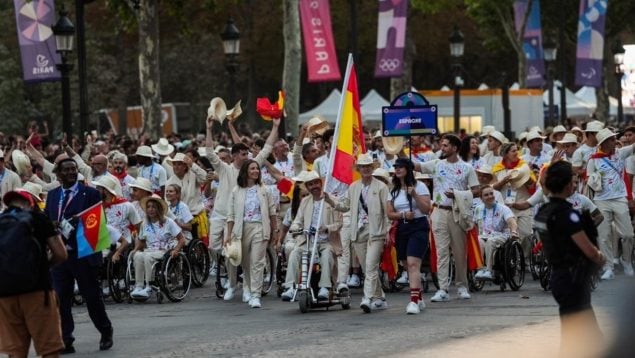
[575,0,608,88]
[374,0,408,78]
[299,0,341,82]
[513,0,545,88]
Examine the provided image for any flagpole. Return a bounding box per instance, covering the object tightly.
[306,54,354,293]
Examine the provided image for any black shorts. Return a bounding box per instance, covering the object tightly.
[550,267,592,316]
[396,217,429,261]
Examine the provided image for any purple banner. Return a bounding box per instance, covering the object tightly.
[575,0,608,87]
[513,0,545,88]
[374,0,408,78]
[14,0,61,83]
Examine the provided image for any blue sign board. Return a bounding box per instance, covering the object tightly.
[382,91,438,137]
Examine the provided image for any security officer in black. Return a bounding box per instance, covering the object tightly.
[534,161,605,357]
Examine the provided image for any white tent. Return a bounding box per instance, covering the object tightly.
[360,89,390,121]
[298,89,341,123]
[575,86,635,115]
[543,80,595,117]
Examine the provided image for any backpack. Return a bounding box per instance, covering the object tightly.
[0,209,46,297]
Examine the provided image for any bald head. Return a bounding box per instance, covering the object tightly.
[91,154,109,176]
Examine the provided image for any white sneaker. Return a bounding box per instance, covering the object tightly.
[143,286,153,295]
[132,287,149,299]
[317,287,330,300]
[223,287,235,301]
[621,259,634,277]
[372,299,388,310]
[249,297,261,308]
[336,282,349,292]
[242,290,252,303]
[457,286,471,300]
[222,278,229,289]
[264,275,271,284]
[396,271,409,284]
[347,274,361,287]
[406,301,420,314]
[430,290,450,302]
[209,265,218,277]
[478,269,493,281]
[102,287,110,297]
[130,287,144,297]
[360,297,371,313]
[281,287,296,302]
[601,269,615,280]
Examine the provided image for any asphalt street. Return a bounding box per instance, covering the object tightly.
[25,275,632,358]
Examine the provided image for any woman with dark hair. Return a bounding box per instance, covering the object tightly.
[225,160,277,308]
[386,157,432,314]
[459,135,480,168]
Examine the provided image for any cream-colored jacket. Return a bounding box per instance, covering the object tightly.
[227,184,277,242]
[290,196,343,254]
[332,178,390,242]
[166,164,208,215]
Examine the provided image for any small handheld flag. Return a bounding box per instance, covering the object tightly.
[256,90,285,121]
[76,202,111,258]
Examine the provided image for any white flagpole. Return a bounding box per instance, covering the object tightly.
[306,53,354,294]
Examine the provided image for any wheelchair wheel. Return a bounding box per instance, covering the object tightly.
[297,291,309,313]
[187,239,211,288]
[261,249,275,296]
[468,270,484,292]
[539,262,551,291]
[504,241,525,291]
[107,251,129,303]
[529,236,540,280]
[215,255,227,299]
[161,252,192,302]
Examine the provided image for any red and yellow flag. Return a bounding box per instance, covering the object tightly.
[331,55,366,185]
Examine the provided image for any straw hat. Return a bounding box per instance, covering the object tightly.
[355,153,374,166]
[517,131,529,142]
[93,175,121,197]
[11,150,31,176]
[557,133,578,144]
[373,130,382,139]
[140,195,168,216]
[372,168,390,182]
[166,152,188,164]
[509,165,531,190]
[226,100,243,122]
[294,170,320,184]
[529,126,543,134]
[128,177,153,194]
[571,126,584,135]
[480,125,495,137]
[415,172,432,180]
[488,131,508,144]
[306,116,329,136]
[596,128,617,146]
[135,146,154,158]
[549,125,567,142]
[382,136,404,155]
[223,240,242,267]
[18,182,43,202]
[585,120,604,132]
[2,190,34,207]
[151,138,175,156]
[207,97,227,123]
[476,164,494,176]
[526,131,545,143]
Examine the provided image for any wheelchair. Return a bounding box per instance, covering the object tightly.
[214,248,275,298]
[105,245,131,303]
[126,250,192,303]
[187,238,211,288]
[478,239,525,291]
[295,229,351,313]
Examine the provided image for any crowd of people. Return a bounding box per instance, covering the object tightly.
[0,114,632,356]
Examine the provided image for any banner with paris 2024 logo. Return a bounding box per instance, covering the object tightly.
[575,0,608,88]
[374,0,408,78]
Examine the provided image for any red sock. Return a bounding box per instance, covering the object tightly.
[410,288,420,303]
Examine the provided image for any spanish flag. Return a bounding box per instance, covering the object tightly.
[76,202,111,258]
[330,54,366,185]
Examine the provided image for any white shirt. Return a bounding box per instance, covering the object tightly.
[587,145,634,201]
[389,181,430,218]
[140,217,182,251]
[522,152,549,170]
[314,154,348,198]
[420,159,479,206]
[572,143,596,168]
[104,201,141,243]
[473,203,514,239]
[138,163,167,194]
[527,188,597,212]
[168,201,194,241]
[244,186,263,222]
[310,200,328,241]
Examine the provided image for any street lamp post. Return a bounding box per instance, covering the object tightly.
[220,19,241,104]
[613,39,625,124]
[52,8,75,141]
[543,37,557,128]
[449,26,464,134]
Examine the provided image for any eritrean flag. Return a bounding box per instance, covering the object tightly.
[76,202,110,258]
[330,54,366,185]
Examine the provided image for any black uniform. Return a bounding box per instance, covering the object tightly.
[534,197,599,316]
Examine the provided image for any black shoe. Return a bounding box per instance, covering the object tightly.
[99,327,114,351]
[60,344,76,355]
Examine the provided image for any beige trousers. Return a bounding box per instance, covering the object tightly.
[133,250,165,288]
[431,208,467,292]
[337,212,352,284]
[354,225,385,300]
[596,200,634,270]
[478,236,507,271]
[240,222,269,298]
[286,240,335,289]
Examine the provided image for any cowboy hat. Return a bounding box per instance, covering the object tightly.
[93,175,121,197]
[140,195,168,216]
[18,182,43,202]
[571,126,584,135]
[509,165,531,190]
[135,146,154,158]
[11,149,31,176]
[549,125,567,142]
[306,116,329,136]
[480,125,496,137]
[372,168,390,182]
[382,136,404,155]
[488,131,508,144]
[207,97,227,123]
[596,128,617,146]
[355,153,374,166]
[166,152,188,164]
[373,130,382,139]
[225,100,243,122]
[223,240,242,267]
[151,138,175,156]
[517,131,529,142]
[557,133,578,144]
[529,126,543,134]
[294,170,320,184]
[585,120,604,132]
[128,177,153,194]
[476,164,494,176]
[525,131,545,143]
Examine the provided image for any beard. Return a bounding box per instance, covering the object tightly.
[439,152,448,160]
[114,166,124,174]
